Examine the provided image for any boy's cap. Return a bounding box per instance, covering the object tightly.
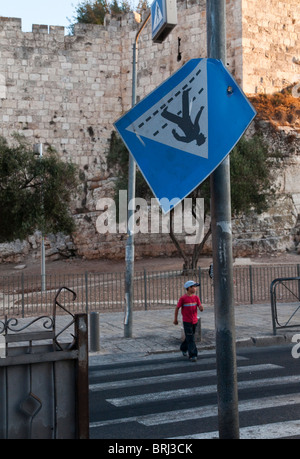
[184,280,200,289]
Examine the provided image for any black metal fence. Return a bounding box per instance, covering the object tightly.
[1,263,300,318]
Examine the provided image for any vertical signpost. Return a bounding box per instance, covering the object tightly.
[34,143,46,292]
[124,12,151,339]
[124,0,177,338]
[207,0,240,438]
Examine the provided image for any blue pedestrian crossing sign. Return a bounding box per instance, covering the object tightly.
[114,58,256,213]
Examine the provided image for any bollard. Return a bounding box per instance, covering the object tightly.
[89,311,100,352]
[195,318,201,343]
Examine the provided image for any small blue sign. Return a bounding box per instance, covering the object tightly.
[151,0,166,41]
[114,59,256,213]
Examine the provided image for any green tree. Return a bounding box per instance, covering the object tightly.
[171,134,281,270]
[69,0,109,29]
[68,0,135,32]
[0,135,79,243]
[230,134,279,215]
[108,132,281,269]
[135,0,149,12]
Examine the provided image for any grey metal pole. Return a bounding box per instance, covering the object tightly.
[124,151,136,337]
[124,12,151,338]
[38,143,46,292]
[207,0,239,439]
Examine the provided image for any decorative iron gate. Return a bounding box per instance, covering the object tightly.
[0,287,89,439]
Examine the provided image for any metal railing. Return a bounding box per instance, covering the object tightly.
[0,263,300,318]
[270,276,300,335]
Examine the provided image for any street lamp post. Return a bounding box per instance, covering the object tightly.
[124,11,151,338]
[34,143,46,292]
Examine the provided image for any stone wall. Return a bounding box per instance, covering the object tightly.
[242,0,300,93]
[0,0,299,262]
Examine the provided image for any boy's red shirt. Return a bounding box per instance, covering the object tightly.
[177,294,201,324]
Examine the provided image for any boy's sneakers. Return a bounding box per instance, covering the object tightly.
[182,352,197,361]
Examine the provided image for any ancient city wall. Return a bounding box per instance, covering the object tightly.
[0,0,299,261]
[242,0,300,93]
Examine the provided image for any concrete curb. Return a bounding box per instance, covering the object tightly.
[236,335,291,348]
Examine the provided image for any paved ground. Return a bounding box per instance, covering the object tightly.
[1,301,299,362]
[2,252,300,362]
[88,301,300,364]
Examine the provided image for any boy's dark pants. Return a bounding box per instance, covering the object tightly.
[180,321,198,358]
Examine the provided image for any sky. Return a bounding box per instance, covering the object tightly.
[0,0,142,33]
[0,0,80,32]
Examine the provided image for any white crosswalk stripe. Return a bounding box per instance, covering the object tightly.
[90,355,248,378]
[90,393,300,429]
[89,351,300,439]
[107,374,300,407]
[171,419,300,439]
[90,364,281,392]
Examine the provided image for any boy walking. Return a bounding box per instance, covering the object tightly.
[174,280,203,362]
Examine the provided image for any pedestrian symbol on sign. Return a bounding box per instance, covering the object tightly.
[153,1,163,30]
[126,58,208,159]
[161,88,206,146]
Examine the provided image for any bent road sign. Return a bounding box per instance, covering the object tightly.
[114,58,256,213]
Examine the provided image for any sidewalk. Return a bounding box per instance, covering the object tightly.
[2,302,298,362]
[88,302,300,364]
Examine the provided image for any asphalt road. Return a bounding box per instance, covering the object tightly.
[89,344,300,441]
